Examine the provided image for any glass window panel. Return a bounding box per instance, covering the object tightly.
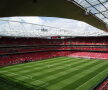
[95,13,105,19]
[86,0,100,6]
[74,0,85,3]
[101,0,108,2]
[102,18,108,22]
[95,4,106,11]
[88,0,108,5]
[80,1,90,7]
[73,0,108,25]
[103,1,108,8]
[73,0,89,7]
[88,7,99,13]
[102,11,108,17]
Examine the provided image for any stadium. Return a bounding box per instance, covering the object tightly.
[0,0,108,90]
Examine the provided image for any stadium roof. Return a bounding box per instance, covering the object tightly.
[0,0,108,31]
[72,0,108,29]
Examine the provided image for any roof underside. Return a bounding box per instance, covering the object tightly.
[73,0,108,30]
[0,0,108,31]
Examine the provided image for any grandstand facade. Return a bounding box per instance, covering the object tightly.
[1,36,108,66]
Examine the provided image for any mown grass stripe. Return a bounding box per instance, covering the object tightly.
[10,58,83,73]
[1,57,71,72]
[45,60,105,90]
[0,57,108,90]
[2,57,86,71]
[60,62,108,90]
[75,68,108,90]
[43,60,100,83]
[19,58,88,75]
[18,58,89,73]
[29,59,91,79]
[4,59,94,88]
[3,58,85,78]
[9,58,77,73]
[0,75,36,90]
[15,59,97,86]
[47,61,107,90]
[19,59,97,89]
[1,57,65,70]
[38,60,98,82]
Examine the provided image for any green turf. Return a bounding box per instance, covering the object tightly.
[0,57,108,90]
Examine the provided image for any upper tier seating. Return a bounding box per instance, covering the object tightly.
[1,36,108,66]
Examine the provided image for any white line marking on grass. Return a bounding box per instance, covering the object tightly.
[27,75,33,79]
[31,80,49,89]
[0,71,8,73]
[47,65,54,68]
[0,71,49,89]
[13,58,76,74]
[26,75,49,89]
[5,58,69,71]
[46,58,83,68]
[75,68,108,90]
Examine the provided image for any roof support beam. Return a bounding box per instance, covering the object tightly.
[85,0,108,22]
[86,0,108,8]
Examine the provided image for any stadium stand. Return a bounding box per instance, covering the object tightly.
[0,0,108,89]
[0,36,108,67]
[95,78,108,90]
[67,52,108,59]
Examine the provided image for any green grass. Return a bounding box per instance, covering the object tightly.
[0,57,108,90]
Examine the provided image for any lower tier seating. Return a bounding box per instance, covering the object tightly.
[67,51,108,60]
[97,79,108,90]
[0,51,70,66]
[1,50,108,67]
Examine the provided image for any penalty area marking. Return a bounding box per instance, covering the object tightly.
[31,80,49,89]
[0,71,49,89]
[26,75,49,89]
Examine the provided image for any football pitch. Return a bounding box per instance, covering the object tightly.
[0,57,108,90]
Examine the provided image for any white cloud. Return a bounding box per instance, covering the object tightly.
[19,17,43,24]
[0,16,108,37]
[40,17,108,35]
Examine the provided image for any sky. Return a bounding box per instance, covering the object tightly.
[0,16,108,37]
